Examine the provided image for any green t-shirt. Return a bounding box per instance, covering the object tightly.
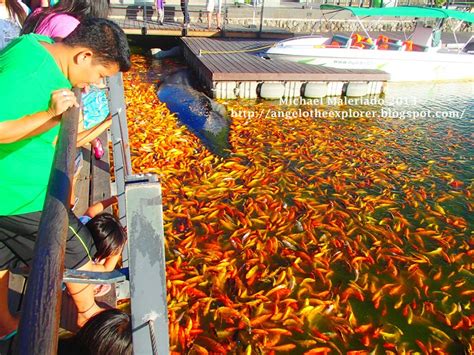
[0,34,71,215]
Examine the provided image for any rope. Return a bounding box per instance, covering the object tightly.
[199,43,275,56]
[143,311,159,355]
[148,320,158,355]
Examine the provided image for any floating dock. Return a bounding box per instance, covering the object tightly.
[181,37,390,99]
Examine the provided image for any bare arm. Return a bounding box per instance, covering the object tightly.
[88,254,121,273]
[0,111,57,143]
[76,117,112,148]
[84,196,118,218]
[0,89,79,143]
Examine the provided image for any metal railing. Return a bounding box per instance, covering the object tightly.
[108,74,170,354]
[12,72,169,354]
[108,74,133,239]
[112,0,473,40]
[16,89,82,354]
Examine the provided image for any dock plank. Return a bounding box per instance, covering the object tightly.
[72,147,91,215]
[198,39,278,75]
[181,37,390,84]
[90,131,112,208]
[204,40,255,74]
[60,131,114,333]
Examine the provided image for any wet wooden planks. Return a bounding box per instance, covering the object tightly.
[61,131,114,332]
[89,132,112,211]
[181,37,390,82]
[72,131,112,216]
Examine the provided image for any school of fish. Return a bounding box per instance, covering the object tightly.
[122,55,473,354]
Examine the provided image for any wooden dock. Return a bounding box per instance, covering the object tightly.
[181,37,390,99]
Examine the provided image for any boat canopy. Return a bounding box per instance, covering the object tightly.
[320,5,474,23]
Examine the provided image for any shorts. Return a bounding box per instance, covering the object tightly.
[0,210,97,271]
[206,0,222,13]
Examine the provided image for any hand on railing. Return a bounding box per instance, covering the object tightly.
[47,89,80,118]
[0,89,80,144]
[16,88,82,355]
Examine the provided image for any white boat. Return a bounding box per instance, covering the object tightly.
[266,6,474,82]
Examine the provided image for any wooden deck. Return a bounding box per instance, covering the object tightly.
[181,37,389,98]
[183,37,390,81]
[60,131,115,333]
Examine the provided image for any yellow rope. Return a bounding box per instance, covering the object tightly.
[199,43,275,55]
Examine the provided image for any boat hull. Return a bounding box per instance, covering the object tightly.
[267,47,474,82]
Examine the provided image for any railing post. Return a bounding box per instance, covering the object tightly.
[258,0,265,37]
[223,0,228,32]
[107,73,132,267]
[16,89,82,354]
[107,73,132,226]
[142,2,149,35]
[125,174,169,355]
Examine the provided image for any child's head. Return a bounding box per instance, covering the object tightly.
[75,309,132,355]
[85,212,126,260]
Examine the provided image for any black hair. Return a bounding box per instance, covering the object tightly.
[21,0,110,35]
[58,0,110,18]
[77,309,132,355]
[59,309,132,355]
[62,18,131,72]
[5,0,27,25]
[85,212,127,260]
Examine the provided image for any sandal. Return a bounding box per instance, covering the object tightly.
[92,138,105,160]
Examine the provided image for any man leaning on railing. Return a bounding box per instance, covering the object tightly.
[0,18,131,340]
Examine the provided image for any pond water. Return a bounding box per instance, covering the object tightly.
[124,55,473,354]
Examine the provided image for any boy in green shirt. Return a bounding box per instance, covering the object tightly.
[0,18,131,338]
